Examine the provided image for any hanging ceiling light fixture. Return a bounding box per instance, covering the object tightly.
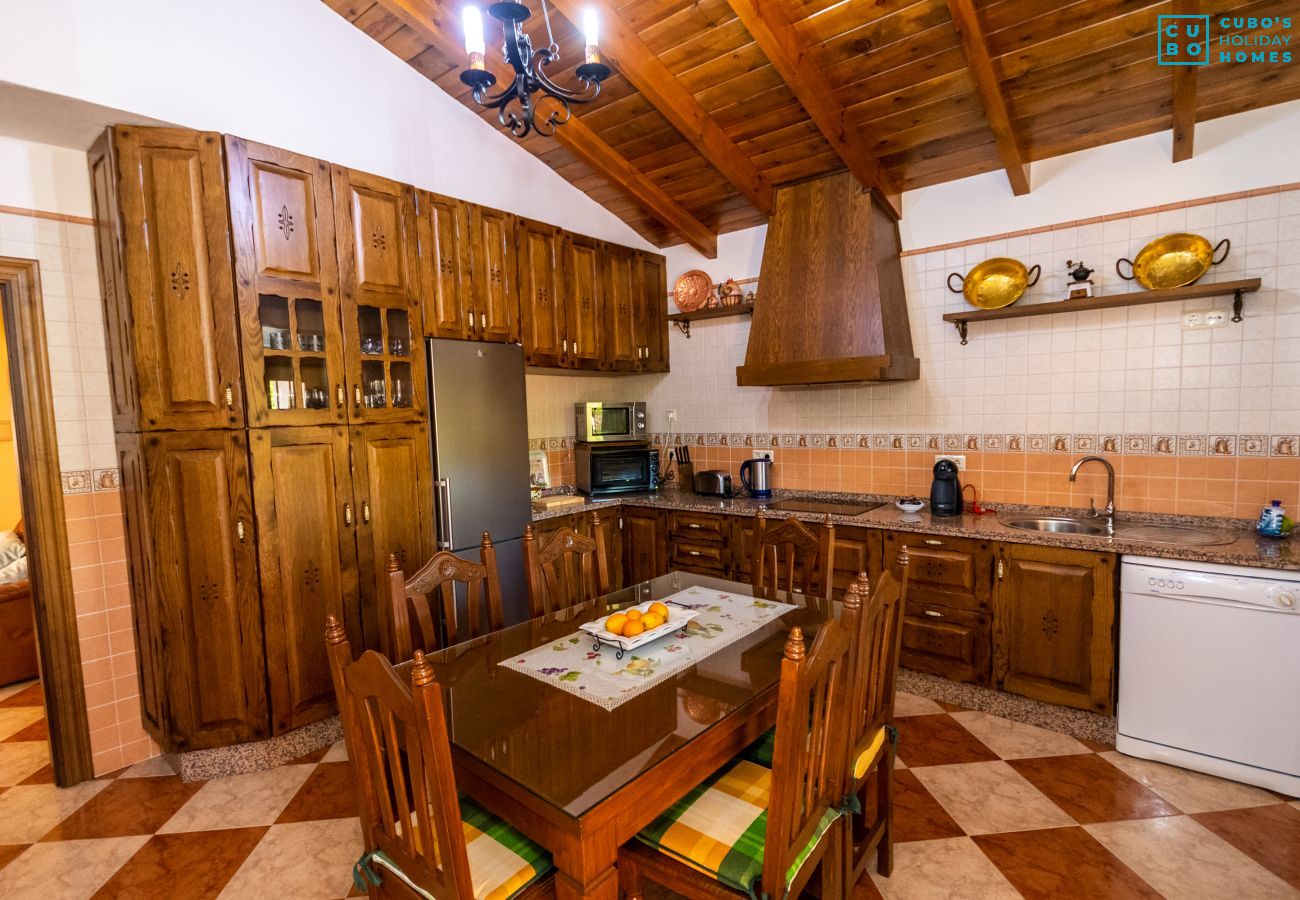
[460,2,611,139]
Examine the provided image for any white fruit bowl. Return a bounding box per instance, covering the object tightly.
[578,601,700,659]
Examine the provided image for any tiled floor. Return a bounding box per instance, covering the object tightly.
[0,679,1296,899]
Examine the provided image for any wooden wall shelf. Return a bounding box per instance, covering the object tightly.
[942,278,1262,344]
[668,304,753,337]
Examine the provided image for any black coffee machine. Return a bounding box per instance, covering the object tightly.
[930,459,963,517]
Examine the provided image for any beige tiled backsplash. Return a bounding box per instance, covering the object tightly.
[528,184,1300,519]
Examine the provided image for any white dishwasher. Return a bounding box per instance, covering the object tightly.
[1117,556,1300,796]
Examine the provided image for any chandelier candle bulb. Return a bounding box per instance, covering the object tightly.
[583,8,600,64]
[463,5,486,64]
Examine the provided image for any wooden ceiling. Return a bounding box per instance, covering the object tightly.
[324,0,1300,255]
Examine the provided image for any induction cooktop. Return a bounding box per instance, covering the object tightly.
[765,498,884,517]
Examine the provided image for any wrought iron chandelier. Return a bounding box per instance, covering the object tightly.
[460,2,611,138]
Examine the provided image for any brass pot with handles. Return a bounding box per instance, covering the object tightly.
[1116,233,1230,290]
[947,258,1041,310]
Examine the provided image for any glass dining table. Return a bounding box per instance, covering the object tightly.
[418,570,831,900]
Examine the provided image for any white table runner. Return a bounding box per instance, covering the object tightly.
[499,587,797,710]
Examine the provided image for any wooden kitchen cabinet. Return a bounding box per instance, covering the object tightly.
[603,244,640,372]
[517,218,567,368]
[993,544,1117,713]
[564,234,605,370]
[417,191,474,341]
[883,530,995,612]
[532,510,624,591]
[226,137,347,427]
[623,508,668,583]
[668,511,729,576]
[89,126,244,432]
[332,166,427,423]
[636,251,669,372]
[350,423,436,650]
[250,426,357,733]
[902,600,992,686]
[831,525,883,597]
[121,429,267,750]
[468,204,520,344]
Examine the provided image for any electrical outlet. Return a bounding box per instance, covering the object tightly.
[752,449,776,465]
[666,409,677,422]
[936,454,966,471]
[1184,310,1228,329]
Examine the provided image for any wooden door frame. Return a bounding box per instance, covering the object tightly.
[0,257,94,785]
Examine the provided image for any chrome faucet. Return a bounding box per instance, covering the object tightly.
[1070,456,1115,534]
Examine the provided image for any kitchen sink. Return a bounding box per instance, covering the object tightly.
[1001,516,1107,535]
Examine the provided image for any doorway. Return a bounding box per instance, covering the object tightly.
[0,258,93,785]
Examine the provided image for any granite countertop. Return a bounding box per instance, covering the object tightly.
[533,488,1300,572]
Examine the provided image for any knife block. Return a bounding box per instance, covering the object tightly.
[677,461,695,493]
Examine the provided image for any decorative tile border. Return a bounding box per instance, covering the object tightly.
[61,468,122,494]
[565,432,1300,458]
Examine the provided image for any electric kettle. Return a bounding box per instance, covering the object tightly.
[739,457,774,499]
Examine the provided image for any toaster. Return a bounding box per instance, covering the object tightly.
[693,470,732,496]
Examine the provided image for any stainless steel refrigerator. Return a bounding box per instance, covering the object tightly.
[426,339,535,625]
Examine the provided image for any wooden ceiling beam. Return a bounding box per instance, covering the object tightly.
[945,0,1030,194]
[1170,0,1199,161]
[549,0,774,216]
[722,0,903,219]
[372,0,717,256]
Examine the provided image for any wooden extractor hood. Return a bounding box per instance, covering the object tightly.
[737,173,919,386]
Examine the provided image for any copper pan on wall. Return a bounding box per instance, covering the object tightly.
[1116,233,1230,290]
[947,258,1041,310]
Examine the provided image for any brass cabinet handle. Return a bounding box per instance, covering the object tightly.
[225,384,234,409]
[923,539,944,546]
[335,384,345,408]
[344,503,353,526]
[353,384,362,407]
[573,340,579,356]
[467,308,475,330]
[923,609,943,618]
[998,557,1005,580]
[563,338,569,353]
[362,500,371,524]
[236,518,247,542]
[689,550,701,557]
[688,523,701,529]
[480,312,486,329]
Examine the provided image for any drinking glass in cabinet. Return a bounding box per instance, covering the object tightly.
[301,358,329,409]
[386,309,410,357]
[259,295,291,348]
[358,307,384,355]
[391,361,412,408]
[296,300,326,352]
[361,360,386,408]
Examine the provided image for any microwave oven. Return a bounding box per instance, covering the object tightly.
[576,444,659,498]
[575,402,647,443]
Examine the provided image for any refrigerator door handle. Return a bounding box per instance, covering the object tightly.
[436,477,454,550]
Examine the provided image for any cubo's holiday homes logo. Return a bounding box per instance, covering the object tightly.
[1158,14,1292,65]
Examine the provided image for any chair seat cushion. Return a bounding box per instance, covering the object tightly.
[360,797,552,900]
[635,758,839,899]
[739,725,887,781]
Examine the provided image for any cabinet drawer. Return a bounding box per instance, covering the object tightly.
[670,538,727,573]
[884,531,993,611]
[901,601,991,686]
[670,511,727,541]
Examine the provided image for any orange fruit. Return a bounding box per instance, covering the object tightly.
[626,609,643,622]
[649,602,670,620]
[604,613,628,636]
[623,620,645,638]
[641,613,664,630]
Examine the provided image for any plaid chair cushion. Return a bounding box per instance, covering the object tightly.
[739,725,888,780]
[357,797,552,900]
[635,758,840,899]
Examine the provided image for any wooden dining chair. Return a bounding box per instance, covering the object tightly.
[522,512,610,618]
[618,619,853,900]
[325,617,555,899]
[841,561,908,885]
[752,511,836,604]
[384,532,504,660]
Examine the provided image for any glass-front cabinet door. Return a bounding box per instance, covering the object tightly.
[226,137,347,426]
[332,166,427,424]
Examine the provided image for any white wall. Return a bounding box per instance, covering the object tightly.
[0,137,94,218]
[661,100,1300,283]
[0,0,651,246]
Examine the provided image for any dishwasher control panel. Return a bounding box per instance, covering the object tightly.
[1122,561,1300,612]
